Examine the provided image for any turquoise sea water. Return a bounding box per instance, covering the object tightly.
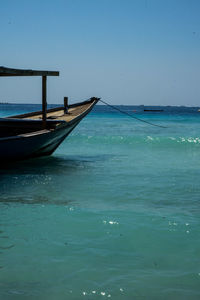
[0,104,200,299]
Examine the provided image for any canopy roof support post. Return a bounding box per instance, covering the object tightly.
[64,97,68,113]
[42,75,47,128]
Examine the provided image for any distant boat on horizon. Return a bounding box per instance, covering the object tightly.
[144,109,164,112]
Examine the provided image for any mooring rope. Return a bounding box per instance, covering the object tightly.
[99,99,167,129]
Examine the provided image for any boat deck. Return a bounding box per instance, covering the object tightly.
[23,101,93,122]
[0,99,98,139]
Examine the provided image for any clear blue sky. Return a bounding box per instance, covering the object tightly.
[1,0,200,105]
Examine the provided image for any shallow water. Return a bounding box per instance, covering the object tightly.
[0,104,200,299]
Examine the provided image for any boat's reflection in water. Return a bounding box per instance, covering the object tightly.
[0,154,112,205]
[0,155,92,172]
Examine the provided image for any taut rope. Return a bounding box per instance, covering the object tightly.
[99,99,167,129]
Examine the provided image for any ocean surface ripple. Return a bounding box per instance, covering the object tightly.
[0,104,200,299]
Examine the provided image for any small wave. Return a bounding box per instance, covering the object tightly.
[0,195,73,205]
[68,134,200,148]
[146,136,200,144]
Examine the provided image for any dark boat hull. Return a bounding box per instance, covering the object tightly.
[0,121,78,160]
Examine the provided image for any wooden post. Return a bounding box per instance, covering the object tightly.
[42,76,47,128]
[64,97,68,114]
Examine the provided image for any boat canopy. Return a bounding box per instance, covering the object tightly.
[0,66,59,77]
[0,66,59,127]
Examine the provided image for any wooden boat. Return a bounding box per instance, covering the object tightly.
[0,67,99,160]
